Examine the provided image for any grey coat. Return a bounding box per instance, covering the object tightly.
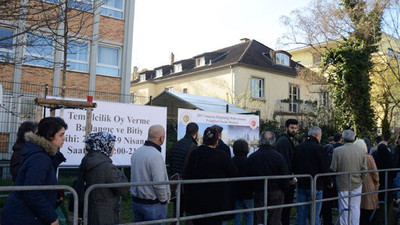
[80,151,129,225]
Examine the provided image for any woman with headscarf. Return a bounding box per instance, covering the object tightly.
[2,117,67,225]
[79,132,129,225]
[183,126,238,225]
[354,139,379,225]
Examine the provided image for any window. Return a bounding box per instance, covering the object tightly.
[165,87,173,92]
[289,84,300,112]
[276,53,290,66]
[319,91,329,107]
[96,45,120,77]
[196,57,205,67]
[0,27,14,62]
[174,63,182,73]
[155,69,162,78]
[130,92,135,103]
[183,88,187,93]
[24,33,53,67]
[101,0,123,19]
[68,0,93,11]
[139,74,146,81]
[67,40,88,72]
[313,53,321,65]
[251,77,264,99]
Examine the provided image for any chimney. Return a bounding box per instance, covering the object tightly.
[240,38,250,43]
[170,52,175,65]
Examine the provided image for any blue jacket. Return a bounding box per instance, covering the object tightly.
[1,132,58,225]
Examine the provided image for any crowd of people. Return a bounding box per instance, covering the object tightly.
[2,117,400,225]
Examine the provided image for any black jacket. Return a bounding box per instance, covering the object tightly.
[231,156,254,200]
[292,136,330,190]
[275,133,295,173]
[373,144,397,202]
[218,139,231,157]
[246,145,289,193]
[169,134,197,176]
[80,151,129,225]
[183,145,238,216]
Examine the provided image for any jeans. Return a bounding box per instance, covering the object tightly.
[132,200,168,225]
[338,186,362,225]
[233,199,254,225]
[296,188,323,225]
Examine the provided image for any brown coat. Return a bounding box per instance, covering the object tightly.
[361,154,379,210]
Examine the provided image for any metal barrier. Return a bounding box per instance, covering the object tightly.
[314,168,400,225]
[83,174,314,225]
[0,185,79,225]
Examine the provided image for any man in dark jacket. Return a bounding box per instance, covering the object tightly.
[169,122,198,225]
[169,122,199,176]
[292,126,331,225]
[247,131,289,225]
[275,118,298,225]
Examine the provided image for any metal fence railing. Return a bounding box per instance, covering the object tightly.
[1,169,400,225]
[81,169,400,225]
[0,80,151,163]
[0,185,79,225]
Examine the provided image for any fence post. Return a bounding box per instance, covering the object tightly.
[311,175,316,225]
[264,178,268,225]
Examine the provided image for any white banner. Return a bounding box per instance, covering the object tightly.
[49,98,167,166]
[177,108,259,155]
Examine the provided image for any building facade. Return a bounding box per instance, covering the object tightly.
[0,0,135,161]
[131,39,329,122]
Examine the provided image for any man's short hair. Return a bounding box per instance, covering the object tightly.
[383,133,391,142]
[342,130,356,143]
[259,131,276,147]
[308,126,321,137]
[333,133,342,142]
[285,119,298,128]
[185,122,199,136]
[374,135,382,144]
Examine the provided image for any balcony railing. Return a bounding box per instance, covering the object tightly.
[274,99,318,115]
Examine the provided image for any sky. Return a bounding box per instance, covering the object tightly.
[131,0,312,70]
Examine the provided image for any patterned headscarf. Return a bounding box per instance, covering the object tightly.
[84,132,116,157]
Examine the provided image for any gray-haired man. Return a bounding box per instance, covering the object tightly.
[331,130,366,225]
[247,131,289,225]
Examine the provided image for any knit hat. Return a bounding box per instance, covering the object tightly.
[84,132,116,157]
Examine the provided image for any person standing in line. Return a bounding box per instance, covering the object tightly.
[354,139,379,225]
[79,132,129,225]
[247,131,289,225]
[292,126,331,225]
[10,121,38,182]
[169,122,198,225]
[231,139,254,225]
[1,117,67,225]
[275,119,298,225]
[130,125,171,224]
[183,126,238,225]
[330,130,367,225]
[371,144,397,225]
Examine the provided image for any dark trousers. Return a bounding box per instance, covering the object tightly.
[254,190,284,225]
[281,185,295,225]
[360,209,373,225]
[320,185,337,225]
[172,194,193,225]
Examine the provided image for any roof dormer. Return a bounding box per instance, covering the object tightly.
[275,50,291,67]
[174,63,182,73]
[139,74,146,82]
[155,69,162,78]
[195,56,205,67]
